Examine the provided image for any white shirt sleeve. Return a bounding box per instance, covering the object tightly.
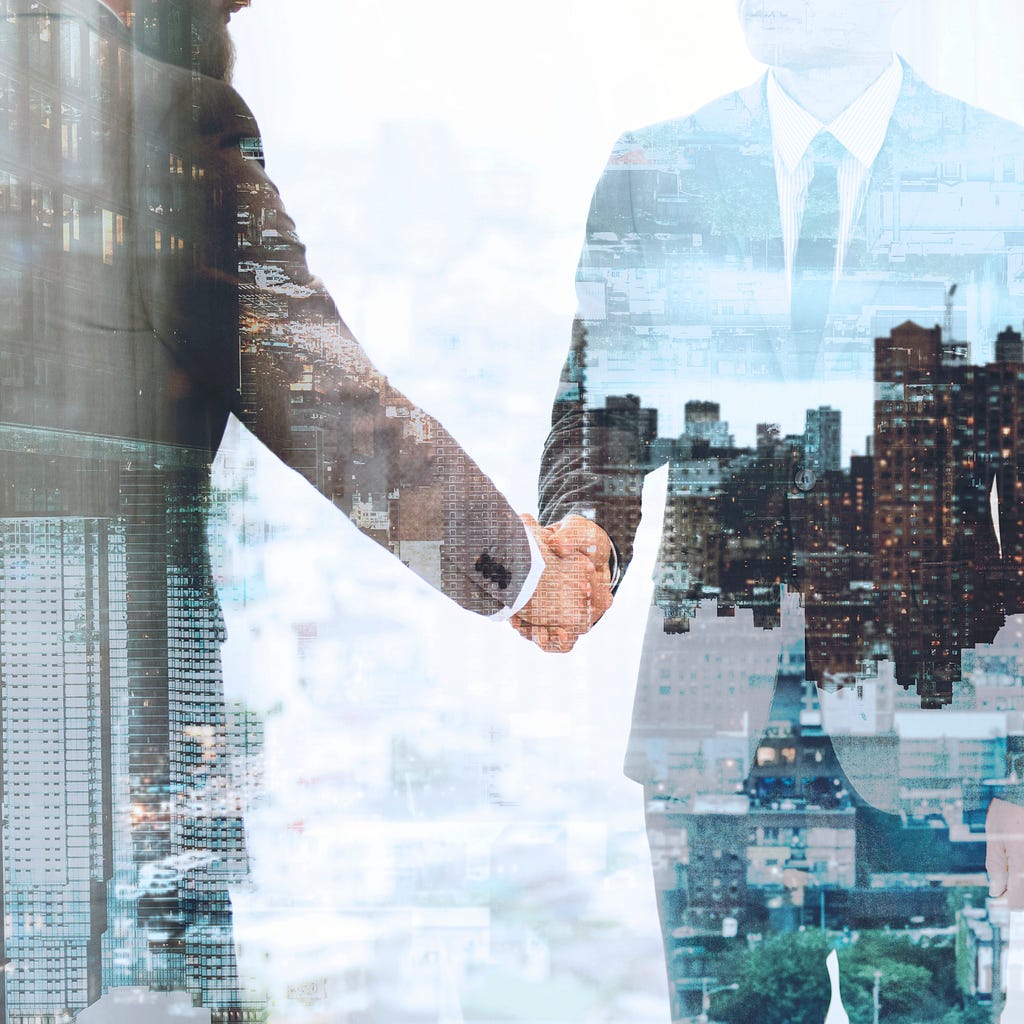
[487,520,545,621]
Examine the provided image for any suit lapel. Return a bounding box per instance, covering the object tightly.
[838,64,960,331]
[696,78,790,375]
[681,67,955,380]
[708,76,784,271]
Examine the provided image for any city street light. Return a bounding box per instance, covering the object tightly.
[674,975,741,1023]
[699,978,740,1024]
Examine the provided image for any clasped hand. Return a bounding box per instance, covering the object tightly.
[510,514,614,652]
[988,797,1024,910]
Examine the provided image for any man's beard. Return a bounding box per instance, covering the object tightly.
[188,1,236,82]
[127,1,237,80]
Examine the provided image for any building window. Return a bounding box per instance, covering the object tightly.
[29,7,52,74]
[0,171,21,215]
[89,31,108,104]
[60,17,82,88]
[102,209,114,265]
[0,73,18,144]
[61,104,81,162]
[31,183,54,233]
[62,195,80,253]
[29,90,54,161]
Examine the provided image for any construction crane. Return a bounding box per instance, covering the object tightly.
[942,283,970,363]
[945,282,957,342]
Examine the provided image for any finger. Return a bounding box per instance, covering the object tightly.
[510,613,528,636]
[988,801,1012,897]
[988,837,1010,898]
[511,613,551,642]
[591,574,614,617]
[589,591,614,627]
[572,564,612,623]
[561,515,612,562]
[546,519,597,559]
[532,623,556,651]
[532,614,548,647]
[538,626,575,653]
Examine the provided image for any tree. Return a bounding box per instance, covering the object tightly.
[717,930,832,1024]
[717,930,962,1024]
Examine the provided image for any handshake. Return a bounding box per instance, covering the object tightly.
[509,514,615,652]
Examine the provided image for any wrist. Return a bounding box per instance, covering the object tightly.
[608,535,622,593]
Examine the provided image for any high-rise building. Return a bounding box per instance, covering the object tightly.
[0,518,124,1019]
[637,320,1024,706]
[803,406,841,475]
[683,400,732,449]
[0,2,261,1020]
[871,321,1024,705]
[994,325,1023,364]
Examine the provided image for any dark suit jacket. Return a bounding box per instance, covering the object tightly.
[540,64,1024,750]
[2,0,530,613]
[0,0,531,1014]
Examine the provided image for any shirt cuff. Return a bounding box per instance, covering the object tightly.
[488,520,545,621]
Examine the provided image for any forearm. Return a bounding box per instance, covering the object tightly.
[228,106,531,615]
[538,322,644,580]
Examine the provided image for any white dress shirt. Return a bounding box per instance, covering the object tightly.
[767,58,904,289]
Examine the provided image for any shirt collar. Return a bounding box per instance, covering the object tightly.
[766,57,903,172]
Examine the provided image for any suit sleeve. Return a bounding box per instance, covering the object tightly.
[202,84,533,617]
[539,135,667,579]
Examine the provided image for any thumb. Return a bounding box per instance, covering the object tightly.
[547,515,608,562]
[988,801,1012,898]
[989,835,1010,898]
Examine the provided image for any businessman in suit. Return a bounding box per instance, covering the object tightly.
[0,1,607,1019]
[519,0,1024,1018]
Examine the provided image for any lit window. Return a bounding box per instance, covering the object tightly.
[102,209,114,265]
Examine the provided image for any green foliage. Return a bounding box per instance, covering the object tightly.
[716,930,833,1024]
[955,915,973,998]
[841,932,959,1010]
[937,1003,995,1024]
[715,929,972,1024]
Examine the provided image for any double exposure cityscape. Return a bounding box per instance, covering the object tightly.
[5,1,1024,1023]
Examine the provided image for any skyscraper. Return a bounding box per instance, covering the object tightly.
[0,518,124,1018]
[803,406,841,475]
[0,2,259,1019]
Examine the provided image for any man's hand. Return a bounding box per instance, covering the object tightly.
[510,515,614,652]
[987,797,1024,909]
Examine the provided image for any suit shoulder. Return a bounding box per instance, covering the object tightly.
[896,70,1024,154]
[609,78,766,161]
[195,77,262,146]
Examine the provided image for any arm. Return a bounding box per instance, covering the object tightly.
[513,137,670,647]
[543,134,670,576]
[195,81,537,617]
[510,318,642,651]
[538,318,646,574]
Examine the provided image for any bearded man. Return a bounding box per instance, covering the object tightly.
[0,1,606,1020]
